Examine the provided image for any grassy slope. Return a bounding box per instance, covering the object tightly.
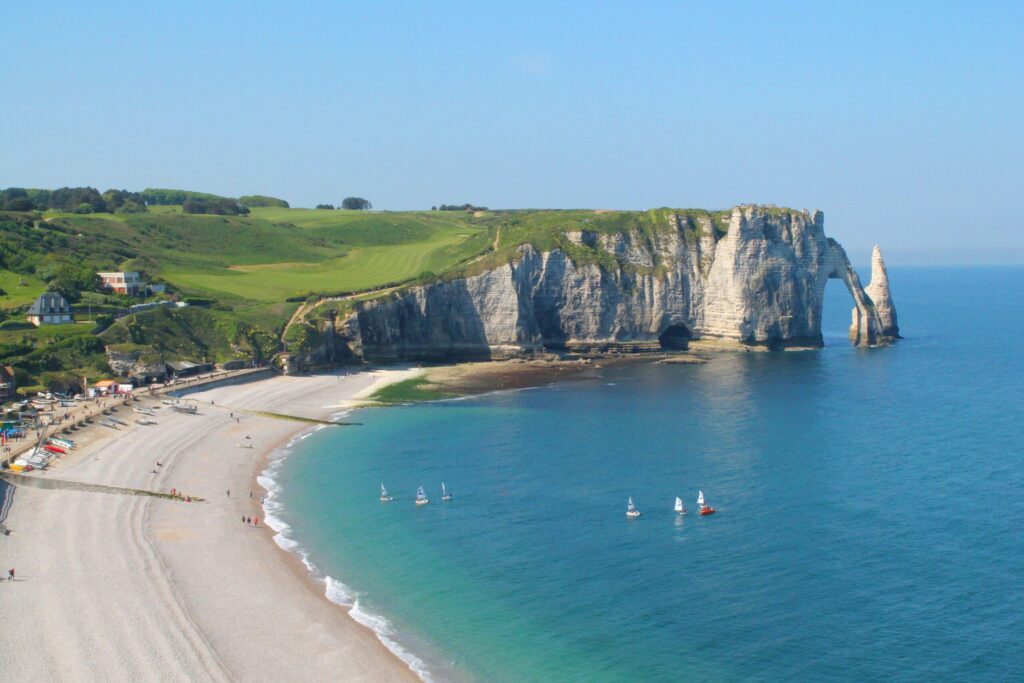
[0,270,46,308]
[44,208,489,305]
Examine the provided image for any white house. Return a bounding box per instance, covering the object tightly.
[26,292,72,326]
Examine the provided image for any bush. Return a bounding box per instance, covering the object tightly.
[182,197,249,215]
[184,297,214,307]
[239,195,289,208]
[315,204,335,210]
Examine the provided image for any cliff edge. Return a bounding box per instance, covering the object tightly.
[321,206,898,362]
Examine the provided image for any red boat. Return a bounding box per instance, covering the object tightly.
[43,444,66,454]
[697,490,715,516]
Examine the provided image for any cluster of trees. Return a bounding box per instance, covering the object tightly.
[142,188,225,205]
[313,198,372,210]
[182,197,249,215]
[433,203,488,212]
[0,187,147,214]
[239,195,289,208]
[38,260,102,302]
[341,197,372,210]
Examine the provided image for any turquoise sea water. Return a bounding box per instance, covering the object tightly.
[266,267,1024,681]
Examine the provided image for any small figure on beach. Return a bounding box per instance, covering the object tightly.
[254,517,259,526]
[245,516,251,524]
[156,461,162,467]
[226,489,230,498]
[8,568,15,581]
[242,515,246,523]
[249,490,252,498]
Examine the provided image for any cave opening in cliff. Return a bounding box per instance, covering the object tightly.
[658,324,692,350]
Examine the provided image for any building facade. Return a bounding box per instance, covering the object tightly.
[98,271,145,296]
[26,292,72,326]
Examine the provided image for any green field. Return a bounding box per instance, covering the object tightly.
[162,209,488,301]
[0,269,46,309]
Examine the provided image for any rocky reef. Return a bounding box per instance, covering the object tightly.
[327,206,899,362]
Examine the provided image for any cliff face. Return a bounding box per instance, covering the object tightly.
[334,206,899,361]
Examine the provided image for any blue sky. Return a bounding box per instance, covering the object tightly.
[3,1,1022,262]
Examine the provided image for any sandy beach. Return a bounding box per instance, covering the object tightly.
[0,367,423,682]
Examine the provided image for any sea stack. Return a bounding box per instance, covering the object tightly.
[863,245,900,339]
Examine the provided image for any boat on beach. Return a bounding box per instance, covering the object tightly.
[135,418,157,426]
[171,403,198,414]
[698,490,715,516]
[626,496,641,518]
[415,486,429,506]
[380,484,394,502]
[441,482,452,501]
[675,496,687,515]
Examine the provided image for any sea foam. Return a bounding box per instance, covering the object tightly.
[260,430,433,682]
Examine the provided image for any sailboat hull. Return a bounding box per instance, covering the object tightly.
[699,507,715,516]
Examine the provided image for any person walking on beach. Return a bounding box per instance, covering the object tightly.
[242,515,246,523]
[8,568,14,581]
[226,489,230,498]
[249,490,252,498]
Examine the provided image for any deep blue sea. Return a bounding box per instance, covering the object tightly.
[264,267,1024,682]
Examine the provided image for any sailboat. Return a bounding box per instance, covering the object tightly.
[626,496,642,518]
[441,482,453,502]
[697,490,715,516]
[415,486,430,506]
[674,496,687,515]
[379,483,394,503]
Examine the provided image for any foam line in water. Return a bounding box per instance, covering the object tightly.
[326,577,434,682]
[260,435,433,682]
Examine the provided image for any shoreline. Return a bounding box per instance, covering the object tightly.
[0,366,425,682]
[0,354,712,682]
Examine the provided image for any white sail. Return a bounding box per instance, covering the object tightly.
[381,483,387,496]
[627,496,635,512]
[416,486,426,501]
[442,482,447,496]
[697,490,705,507]
[675,496,684,512]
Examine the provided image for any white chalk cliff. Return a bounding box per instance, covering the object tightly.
[334,206,900,361]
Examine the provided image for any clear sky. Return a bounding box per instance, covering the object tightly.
[3,1,1022,263]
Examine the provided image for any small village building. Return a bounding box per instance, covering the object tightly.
[166,360,212,378]
[88,379,132,397]
[98,271,145,296]
[26,292,72,326]
[0,366,16,403]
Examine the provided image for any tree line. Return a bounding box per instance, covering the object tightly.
[316,197,372,210]
[433,203,488,212]
[1,187,147,214]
